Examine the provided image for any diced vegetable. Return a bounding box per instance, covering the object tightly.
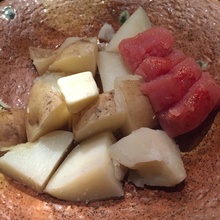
[0,108,26,148]
[29,37,81,75]
[29,47,57,76]
[0,131,74,192]
[109,127,186,187]
[97,51,132,92]
[45,132,124,202]
[98,23,115,42]
[48,38,98,76]
[72,91,125,142]
[114,75,157,135]
[106,7,151,52]
[26,73,72,142]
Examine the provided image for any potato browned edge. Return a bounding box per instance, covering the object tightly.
[0,108,26,148]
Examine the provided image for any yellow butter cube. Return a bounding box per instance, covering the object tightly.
[57,71,99,113]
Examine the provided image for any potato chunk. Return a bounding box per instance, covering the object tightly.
[26,73,72,142]
[29,37,81,75]
[72,91,126,142]
[0,108,26,148]
[29,47,57,76]
[109,127,186,187]
[97,51,131,92]
[105,7,151,52]
[49,38,98,75]
[45,132,124,202]
[0,131,74,193]
[114,75,157,136]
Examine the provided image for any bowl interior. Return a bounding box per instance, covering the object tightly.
[0,0,220,219]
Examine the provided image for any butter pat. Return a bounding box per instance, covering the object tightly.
[58,71,99,113]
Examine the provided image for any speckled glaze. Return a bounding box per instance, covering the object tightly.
[0,0,220,219]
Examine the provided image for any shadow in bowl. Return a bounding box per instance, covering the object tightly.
[175,110,218,152]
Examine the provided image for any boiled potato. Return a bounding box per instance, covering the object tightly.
[97,51,131,92]
[72,91,126,142]
[105,7,151,52]
[98,22,115,42]
[29,37,81,75]
[0,131,74,193]
[45,132,124,202]
[109,128,186,187]
[111,158,128,181]
[29,47,57,75]
[49,38,98,76]
[0,108,26,148]
[114,75,157,136]
[56,37,82,53]
[26,72,72,142]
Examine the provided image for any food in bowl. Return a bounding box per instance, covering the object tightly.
[0,0,220,219]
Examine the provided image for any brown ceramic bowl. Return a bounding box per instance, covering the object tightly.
[1,0,220,219]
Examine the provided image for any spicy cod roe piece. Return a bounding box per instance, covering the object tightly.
[141,58,203,112]
[158,72,220,137]
[119,26,174,72]
[135,49,186,82]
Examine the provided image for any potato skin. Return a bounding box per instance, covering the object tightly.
[26,73,72,142]
[114,76,158,136]
[0,108,27,148]
[73,91,126,142]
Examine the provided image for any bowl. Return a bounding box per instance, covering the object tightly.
[0,0,220,219]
